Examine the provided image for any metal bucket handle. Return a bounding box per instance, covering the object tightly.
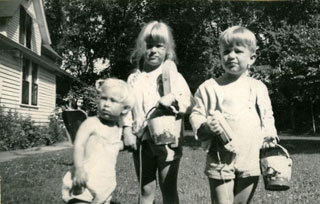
[145,105,179,120]
[275,144,290,159]
[146,106,157,121]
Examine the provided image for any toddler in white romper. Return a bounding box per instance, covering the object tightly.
[61,78,135,204]
[62,119,123,203]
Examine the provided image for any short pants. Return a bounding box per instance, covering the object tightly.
[205,149,261,180]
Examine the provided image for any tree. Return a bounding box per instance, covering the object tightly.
[252,1,320,133]
[45,0,146,84]
[44,0,320,133]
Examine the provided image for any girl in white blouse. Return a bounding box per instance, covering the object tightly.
[122,21,193,204]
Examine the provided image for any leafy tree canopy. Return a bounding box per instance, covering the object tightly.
[44,0,320,132]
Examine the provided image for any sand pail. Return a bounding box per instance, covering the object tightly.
[146,106,180,145]
[260,144,292,191]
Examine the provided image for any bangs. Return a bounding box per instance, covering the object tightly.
[98,78,134,107]
[144,24,170,44]
[222,34,254,48]
[220,26,256,52]
[130,21,177,67]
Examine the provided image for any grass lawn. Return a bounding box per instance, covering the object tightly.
[1,137,320,204]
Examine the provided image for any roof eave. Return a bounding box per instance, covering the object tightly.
[42,43,63,61]
[0,0,23,17]
[33,0,51,44]
[0,34,87,86]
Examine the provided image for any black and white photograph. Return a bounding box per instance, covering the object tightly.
[0,0,319,203]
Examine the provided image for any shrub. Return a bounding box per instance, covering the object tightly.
[0,106,67,151]
[45,108,68,145]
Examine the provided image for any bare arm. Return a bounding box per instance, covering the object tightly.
[121,73,138,150]
[72,118,95,187]
[123,126,137,151]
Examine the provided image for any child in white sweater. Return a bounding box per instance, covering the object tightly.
[190,26,278,204]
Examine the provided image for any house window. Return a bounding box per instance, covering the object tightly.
[19,6,32,49]
[31,63,38,105]
[22,58,38,106]
[21,59,30,104]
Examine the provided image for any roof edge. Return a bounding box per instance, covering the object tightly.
[0,34,87,86]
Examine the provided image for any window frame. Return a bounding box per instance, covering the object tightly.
[19,6,32,49]
[21,58,38,106]
[31,63,38,106]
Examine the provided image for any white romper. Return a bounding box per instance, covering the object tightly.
[62,118,123,204]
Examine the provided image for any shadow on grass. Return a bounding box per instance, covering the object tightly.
[182,135,202,149]
[182,135,320,154]
[59,161,73,166]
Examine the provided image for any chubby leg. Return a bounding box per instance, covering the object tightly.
[133,142,157,204]
[234,176,259,204]
[209,178,234,204]
[158,159,180,204]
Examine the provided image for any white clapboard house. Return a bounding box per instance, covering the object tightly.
[0,0,78,124]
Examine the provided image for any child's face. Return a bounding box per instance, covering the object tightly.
[97,86,127,122]
[220,43,256,76]
[144,38,166,69]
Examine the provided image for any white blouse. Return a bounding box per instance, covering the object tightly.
[123,62,194,140]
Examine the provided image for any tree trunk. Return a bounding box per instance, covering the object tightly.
[310,98,316,135]
[290,101,295,130]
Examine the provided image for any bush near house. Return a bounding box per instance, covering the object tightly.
[0,106,67,151]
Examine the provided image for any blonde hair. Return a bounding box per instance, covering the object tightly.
[130,21,177,70]
[219,26,257,53]
[95,78,135,108]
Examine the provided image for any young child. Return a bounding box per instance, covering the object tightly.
[62,78,134,204]
[189,26,279,204]
[122,21,193,204]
